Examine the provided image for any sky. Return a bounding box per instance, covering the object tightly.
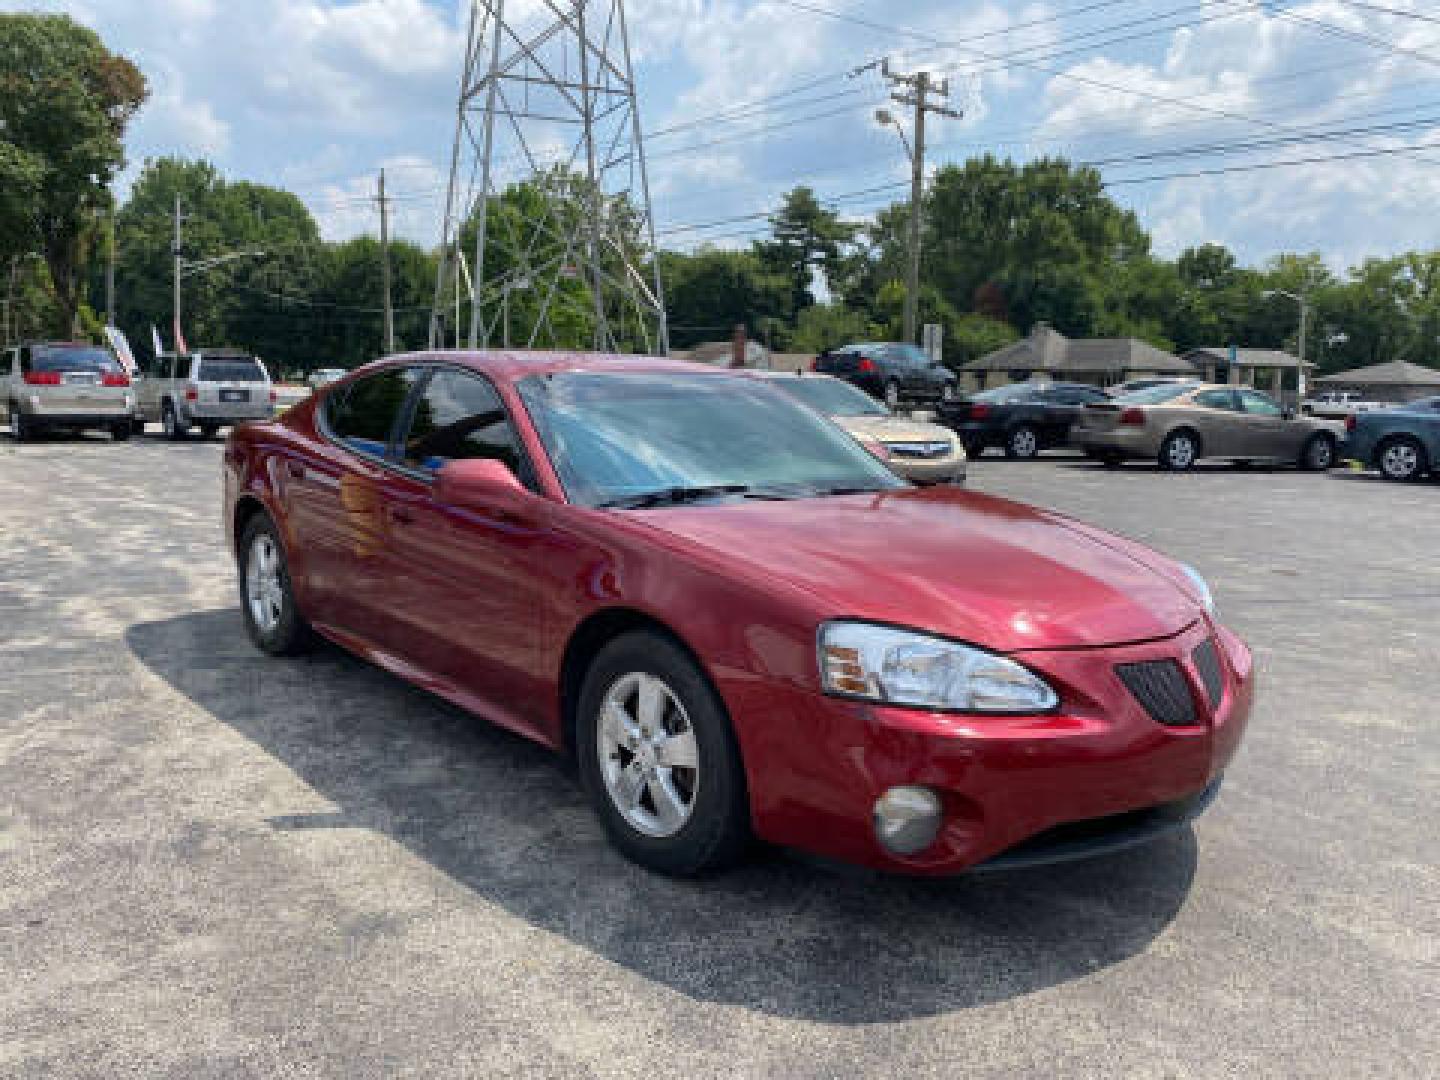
[14,0,1440,273]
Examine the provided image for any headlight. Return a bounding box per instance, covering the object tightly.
[819,621,1058,712]
[1178,563,1216,614]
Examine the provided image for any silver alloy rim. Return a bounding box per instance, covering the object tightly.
[1168,436,1196,468]
[245,532,285,634]
[597,672,699,838]
[942,383,956,401]
[1311,439,1333,468]
[164,407,175,436]
[1382,443,1417,477]
[1013,428,1037,457]
[8,404,18,439]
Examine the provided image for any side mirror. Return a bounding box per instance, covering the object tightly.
[435,458,526,511]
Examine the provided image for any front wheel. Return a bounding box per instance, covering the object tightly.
[110,421,132,442]
[238,512,314,656]
[8,402,28,443]
[884,380,900,411]
[199,423,220,440]
[1299,433,1335,472]
[162,401,187,441]
[1159,430,1200,471]
[577,630,749,876]
[1377,436,1427,482]
[1005,424,1040,460]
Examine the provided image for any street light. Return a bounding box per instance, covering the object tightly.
[173,246,265,352]
[1264,288,1311,399]
[874,108,913,163]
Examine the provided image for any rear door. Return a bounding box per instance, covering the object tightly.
[1188,388,1244,456]
[374,366,553,736]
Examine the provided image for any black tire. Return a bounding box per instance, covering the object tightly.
[576,630,750,876]
[237,511,314,656]
[131,417,146,437]
[7,402,28,443]
[1004,424,1040,460]
[1099,450,1125,468]
[162,400,187,441]
[1299,433,1336,472]
[963,439,986,459]
[883,380,900,411]
[199,423,220,440]
[110,421,131,442]
[1158,429,1200,472]
[1376,435,1427,483]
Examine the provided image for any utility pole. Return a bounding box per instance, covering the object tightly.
[172,193,183,353]
[880,60,960,346]
[377,168,395,353]
[105,201,117,327]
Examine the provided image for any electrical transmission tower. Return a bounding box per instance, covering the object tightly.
[429,0,668,355]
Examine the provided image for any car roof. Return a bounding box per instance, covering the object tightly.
[361,349,739,382]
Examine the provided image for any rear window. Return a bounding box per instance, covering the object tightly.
[1113,383,1193,405]
[29,346,121,374]
[198,357,266,382]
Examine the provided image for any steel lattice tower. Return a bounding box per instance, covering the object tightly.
[429,0,668,355]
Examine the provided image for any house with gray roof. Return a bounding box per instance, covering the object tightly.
[1180,347,1315,400]
[1313,359,1440,404]
[963,323,1190,391]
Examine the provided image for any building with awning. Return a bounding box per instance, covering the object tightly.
[1313,360,1440,404]
[1179,347,1315,401]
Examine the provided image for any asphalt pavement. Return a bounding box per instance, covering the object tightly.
[0,432,1435,1078]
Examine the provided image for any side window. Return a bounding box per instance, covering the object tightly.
[399,368,526,480]
[327,367,414,457]
[1195,389,1237,411]
[19,347,32,374]
[1239,389,1282,416]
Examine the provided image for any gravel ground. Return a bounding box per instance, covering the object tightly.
[1,431,1435,1078]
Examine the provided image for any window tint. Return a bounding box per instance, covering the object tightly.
[28,346,121,374]
[1239,389,1282,416]
[1114,383,1194,405]
[198,357,266,382]
[1195,389,1237,410]
[400,368,524,477]
[328,368,413,456]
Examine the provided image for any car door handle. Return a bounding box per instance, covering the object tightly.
[285,460,305,480]
[388,506,414,525]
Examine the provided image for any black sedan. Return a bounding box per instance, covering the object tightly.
[938,381,1112,459]
[814,343,957,409]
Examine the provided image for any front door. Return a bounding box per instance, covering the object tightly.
[1236,389,1292,458]
[374,365,552,739]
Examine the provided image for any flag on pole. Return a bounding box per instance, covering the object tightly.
[103,325,137,374]
[173,316,188,357]
[150,324,164,357]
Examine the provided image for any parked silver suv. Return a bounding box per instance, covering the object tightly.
[136,349,275,439]
[4,341,136,442]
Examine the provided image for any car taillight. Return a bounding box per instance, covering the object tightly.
[185,387,198,402]
[1120,407,1146,426]
[857,357,876,373]
[1345,413,1357,432]
[969,403,990,419]
[101,372,130,387]
[22,371,62,386]
[269,388,278,403]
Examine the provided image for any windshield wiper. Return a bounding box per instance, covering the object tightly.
[597,484,756,510]
[811,484,892,496]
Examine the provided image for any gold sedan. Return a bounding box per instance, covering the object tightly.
[1075,382,1343,471]
[758,371,966,484]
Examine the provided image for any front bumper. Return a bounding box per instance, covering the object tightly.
[889,454,966,485]
[735,618,1252,874]
[22,411,132,428]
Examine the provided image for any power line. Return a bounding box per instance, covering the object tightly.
[1330,0,1440,26]
[1103,136,1440,185]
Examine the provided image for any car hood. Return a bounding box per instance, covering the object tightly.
[832,414,956,444]
[629,487,1200,652]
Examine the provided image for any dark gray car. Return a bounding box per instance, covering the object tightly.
[814,343,957,409]
[1341,395,1440,481]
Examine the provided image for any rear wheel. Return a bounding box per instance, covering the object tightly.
[1005,424,1040,460]
[238,512,314,656]
[1299,433,1335,472]
[8,402,28,443]
[110,421,131,442]
[199,423,220,440]
[1377,436,1427,482]
[162,401,186,441]
[1159,429,1199,472]
[963,438,985,459]
[577,630,749,876]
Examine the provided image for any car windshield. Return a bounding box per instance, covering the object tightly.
[518,370,903,508]
[770,376,887,416]
[31,346,122,374]
[973,384,1039,404]
[198,357,266,382]
[1113,383,1194,404]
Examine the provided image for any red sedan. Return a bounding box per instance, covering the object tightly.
[223,351,1252,876]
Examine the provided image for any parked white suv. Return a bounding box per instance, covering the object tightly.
[136,350,276,439]
[4,341,136,442]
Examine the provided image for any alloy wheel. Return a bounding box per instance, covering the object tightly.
[1381,441,1420,480]
[1010,427,1038,459]
[1167,434,1197,470]
[245,532,285,634]
[8,403,21,442]
[596,671,700,838]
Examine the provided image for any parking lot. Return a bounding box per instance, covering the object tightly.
[1,433,1435,1077]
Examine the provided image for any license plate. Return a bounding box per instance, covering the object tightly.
[219,389,249,403]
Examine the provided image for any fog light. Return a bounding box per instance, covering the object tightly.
[873,786,942,855]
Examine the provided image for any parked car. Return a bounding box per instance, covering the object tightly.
[1108,377,1198,397]
[938,381,1112,459]
[308,367,347,389]
[136,349,276,439]
[757,371,966,484]
[1302,390,1387,421]
[4,341,136,442]
[1076,382,1342,471]
[226,351,1251,877]
[1342,395,1440,481]
[814,342,957,409]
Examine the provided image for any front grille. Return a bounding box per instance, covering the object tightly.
[1115,659,1197,727]
[1192,638,1224,710]
[883,440,951,459]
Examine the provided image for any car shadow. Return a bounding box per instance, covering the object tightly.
[126,608,1199,1024]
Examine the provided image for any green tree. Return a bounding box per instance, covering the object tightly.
[754,186,858,315]
[659,246,790,350]
[0,13,146,334]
